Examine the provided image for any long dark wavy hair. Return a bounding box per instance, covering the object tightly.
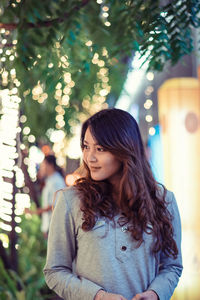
[75,108,178,258]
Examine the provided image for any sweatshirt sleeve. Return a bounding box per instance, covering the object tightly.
[43,189,103,300]
[147,191,183,300]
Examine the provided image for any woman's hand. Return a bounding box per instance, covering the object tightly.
[95,290,127,300]
[131,290,158,300]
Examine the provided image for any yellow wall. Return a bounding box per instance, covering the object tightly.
[158,78,200,299]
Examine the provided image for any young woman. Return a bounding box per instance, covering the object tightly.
[44,108,182,300]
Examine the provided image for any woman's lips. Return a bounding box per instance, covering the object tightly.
[90,167,101,171]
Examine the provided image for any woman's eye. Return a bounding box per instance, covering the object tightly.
[83,144,89,150]
[97,147,105,152]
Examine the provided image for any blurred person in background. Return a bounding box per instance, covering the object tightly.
[26,155,66,238]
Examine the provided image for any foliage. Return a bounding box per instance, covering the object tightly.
[0,212,54,300]
[0,0,200,140]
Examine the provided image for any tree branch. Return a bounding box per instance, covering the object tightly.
[0,0,90,30]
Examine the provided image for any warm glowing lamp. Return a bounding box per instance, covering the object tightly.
[158,76,200,300]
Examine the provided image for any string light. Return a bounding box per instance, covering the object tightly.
[145,114,153,122]
[149,127,156,136]
[144,99,153,109]
[0,88,31,248]
[146,72,154,81]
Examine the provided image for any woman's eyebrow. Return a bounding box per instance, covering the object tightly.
[83,139,98,146]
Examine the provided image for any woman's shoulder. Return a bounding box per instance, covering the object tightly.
[54,186,82,213]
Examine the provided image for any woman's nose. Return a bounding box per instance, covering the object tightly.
[88,150,97,162]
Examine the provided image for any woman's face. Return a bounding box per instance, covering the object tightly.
[83,127,122,186]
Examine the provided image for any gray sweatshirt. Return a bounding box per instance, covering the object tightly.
[44,186,183,300]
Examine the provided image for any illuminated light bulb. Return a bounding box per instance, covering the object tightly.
[63,87,71,94]
[15,193,30,208]
[149,127,156,136]
[48,63,54,68]
[15,81,21,87]
[0,200,13,211]
[100,89,109,96]
[9,55,15,61]
[145,85,154,96]
[85,40,93,47]
[23,157,29,165]
[32,95,38,100]
[79,112,87,122]
[55,105,63,113]
[144,99,153,109]
[15,227,22,233]
[61,56,67,62]
[2,71,8,77]
[102,77,109,83]
[102,48,108,56]
[42,93,48,100]
[56,115,64,122]
[99,68,108,75]
[5,50,11,55]
[82,99,90,109]
[58,120,65,128]
[102,12,109,18]
[28,135,36,143]
[69,81,75,88]
[65,173,80,186]
[59,108,65,115]
[103,6,109,11]
[10,68,16,75]
[64,73,71,84]
[23,89,30,97]
[20,144,25,150]
[98,60,105,67]
[32,85,43,96]
[92,58,98,64]
[62,95,70,105]
[2,192,13,201]
[0,213,12,222]
[23,127,31,135]
[38,98,45,103]
[105,21,111,27]
[93,53,99,60]
[55,89,62,97]
[1,170,14,178]
[56,83,62,90]
[62,62,69,68]
[145,115,153,122]
[146,99,153,106]
[0,233,9,248]
[0,222,12,231]
[146,72,154,81]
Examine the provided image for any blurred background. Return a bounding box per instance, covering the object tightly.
[0,1,200,299]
